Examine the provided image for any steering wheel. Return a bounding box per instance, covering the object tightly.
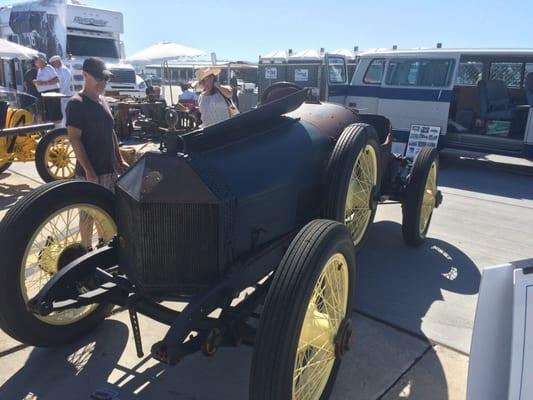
[260,82,304,106]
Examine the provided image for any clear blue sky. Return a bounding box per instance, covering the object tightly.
[3,0,533,61]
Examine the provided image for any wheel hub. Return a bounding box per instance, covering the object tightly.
[334,317,353,358]
[49,147,69,168]
[39,242,87,275]
[57,244,87,271]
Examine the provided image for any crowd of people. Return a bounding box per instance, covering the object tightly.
[23,53,71,124]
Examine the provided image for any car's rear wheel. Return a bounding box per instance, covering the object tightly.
[322,123,381,251]
[0,181,116,347]
[402,147,439,246]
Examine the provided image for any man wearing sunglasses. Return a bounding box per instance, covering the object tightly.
[66,57,129,247]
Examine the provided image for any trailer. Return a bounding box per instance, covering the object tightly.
[0,0,145,98]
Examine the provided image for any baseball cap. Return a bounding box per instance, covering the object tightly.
[49,55,61,63]
[82,57,113,80]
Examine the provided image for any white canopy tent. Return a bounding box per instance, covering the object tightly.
[330,48,359,60]
[259,50,288,64]
[126,41,207,104]
[126,41,207,64]
[0,38,39,60]
[289,49,322,60]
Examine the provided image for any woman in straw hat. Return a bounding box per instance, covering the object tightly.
[193,67,234,128]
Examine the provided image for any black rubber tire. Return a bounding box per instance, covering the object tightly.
[35,128,75,183]
[402,147,439,246]
[0,161,12,174]
[250,219,356,400]
[0,180,115,347]
[322,123,381,252]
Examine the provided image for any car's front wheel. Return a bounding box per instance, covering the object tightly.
[0,181,116,347]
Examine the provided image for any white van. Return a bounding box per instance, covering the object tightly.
[327,49,533,159]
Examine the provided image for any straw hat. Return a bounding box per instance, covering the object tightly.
[191,67,221,87]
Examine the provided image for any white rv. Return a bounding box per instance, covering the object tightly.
[0,0,145,98]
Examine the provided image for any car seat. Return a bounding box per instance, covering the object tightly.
[478,79,516,120]
[525,72,533,106]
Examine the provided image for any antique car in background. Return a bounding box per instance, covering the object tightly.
[0,84,441,400]
[0,90,76,182]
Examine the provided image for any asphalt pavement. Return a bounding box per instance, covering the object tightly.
[0,153,532,399]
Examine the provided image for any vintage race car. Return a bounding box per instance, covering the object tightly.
[0,84,442,400]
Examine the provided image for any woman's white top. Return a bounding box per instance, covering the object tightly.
[198,92,229,128]
[36,65,60,92]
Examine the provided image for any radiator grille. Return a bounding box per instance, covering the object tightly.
[109,69,136,84]
[117,188,220,289]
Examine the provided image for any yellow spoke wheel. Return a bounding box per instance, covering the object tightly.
[419,161,437,235]
[402,147,440,246]
[0,136,14,174]
[292,252,350,399]
[0,181,116,347]
[322,123,381,251]
[250,220,355,400]
[22,204,116,325]
[344,144,378,246]
[36,128,77,182]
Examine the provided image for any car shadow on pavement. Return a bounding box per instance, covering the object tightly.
[0,179,33,211]
[0,320,130,400]
[0,220,477,400]
[0,319,252,400]
[355,220,480,399]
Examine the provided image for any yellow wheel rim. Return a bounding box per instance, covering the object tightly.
[21,204,116,325]
[344,144,378,245]
[45,135,76,180]
[0,137,12,167]
[419,161,437,235]
[292,253,350,400]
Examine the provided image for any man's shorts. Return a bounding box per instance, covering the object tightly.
[76,172,118,193]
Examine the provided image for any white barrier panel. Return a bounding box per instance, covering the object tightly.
[467,259,533,400]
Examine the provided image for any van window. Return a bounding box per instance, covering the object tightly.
[386,59,454,87]
[363,59,385,84]
[489,62,522,87]
[456,61,483,86]
[327,57,347,84]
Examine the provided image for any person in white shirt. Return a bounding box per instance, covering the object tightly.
[178,83,198,102]
[33,54,61,122]
[49,55,72,126]
[33,54,60,94]
[49,55,72,96]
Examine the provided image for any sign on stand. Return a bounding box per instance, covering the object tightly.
[405,125,440,159]
[294,69,309,82]
[265,67,277,80]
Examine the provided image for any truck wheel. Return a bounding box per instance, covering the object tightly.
[402,147,439,246]
[322,123,381,251]
[36,128,76,182]
[250,220,355,400]
[0,181,116,347]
